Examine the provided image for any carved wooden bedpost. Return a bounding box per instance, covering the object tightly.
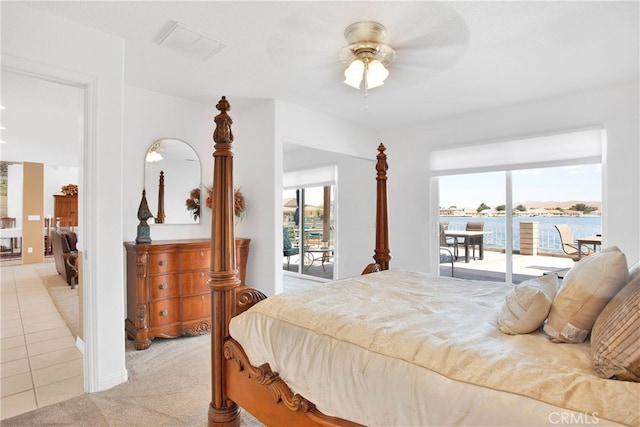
[156,171,165,224]
[363,143,391,273]
[208,96,241,426]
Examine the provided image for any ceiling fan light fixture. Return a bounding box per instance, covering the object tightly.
[340,21,395,92]
[146,151,163,162]
[344,59,365,89]
[146,141,163,162]
[365,59,389,89]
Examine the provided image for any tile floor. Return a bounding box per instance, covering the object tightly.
[1,260,84,420]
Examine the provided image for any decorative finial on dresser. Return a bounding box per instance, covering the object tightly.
[136,189,153,243]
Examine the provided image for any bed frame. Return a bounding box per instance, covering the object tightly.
[207,96,389,426]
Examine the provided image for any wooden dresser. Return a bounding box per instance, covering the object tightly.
[54,195,78,226]
[124,238,250,350]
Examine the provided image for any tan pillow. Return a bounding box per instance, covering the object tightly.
[544,246,629,343]
[498,274,558,334]
[591,269,640,381]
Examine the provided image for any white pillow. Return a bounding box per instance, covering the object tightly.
[544,246,629,343]
[498,274,558,335]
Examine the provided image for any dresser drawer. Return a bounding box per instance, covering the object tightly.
[182,294,211,320]
[149,274,180,300]
[180,248,210,271]
[149,253,179,275]
[149,299,181,327]
[181,270,209,295]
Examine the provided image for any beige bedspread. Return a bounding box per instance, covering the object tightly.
[230,269,638,426]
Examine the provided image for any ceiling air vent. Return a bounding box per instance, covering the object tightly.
[157,22,226,61]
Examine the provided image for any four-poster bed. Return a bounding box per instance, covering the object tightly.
[206,97,639,427]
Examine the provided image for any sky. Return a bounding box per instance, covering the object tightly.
[284,164,602,210]
[439,164,601,209]
[283,187,329,207]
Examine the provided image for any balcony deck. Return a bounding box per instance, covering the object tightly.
[441,248,575,283]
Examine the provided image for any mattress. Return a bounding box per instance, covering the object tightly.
[229,269,638,426]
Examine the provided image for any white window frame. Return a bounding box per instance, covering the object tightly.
[429,128,605,282]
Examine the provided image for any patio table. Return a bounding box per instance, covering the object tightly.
[444,230,492,263]
[576,235,602,260]
[304,246,333,271]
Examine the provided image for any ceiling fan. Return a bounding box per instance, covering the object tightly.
[338,21,396,90]
[265,2,470,91]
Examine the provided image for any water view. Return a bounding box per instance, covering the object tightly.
[440,216,601,254]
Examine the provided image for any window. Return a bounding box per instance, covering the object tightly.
[432,129,604,283]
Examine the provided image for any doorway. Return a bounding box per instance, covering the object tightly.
[283,185,335,280]
[1,67,86,409]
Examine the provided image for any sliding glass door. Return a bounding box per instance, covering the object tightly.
[282,185,335,280]
[439,172,507,282]
[439,164,601,283]
[511,164,601,267]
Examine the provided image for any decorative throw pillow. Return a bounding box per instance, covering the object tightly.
[591,263,640,381]
[544,246,629,343]
[498,274,558,334]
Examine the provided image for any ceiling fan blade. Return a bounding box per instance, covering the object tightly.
[266,11,343,70]
[394,43,469,70]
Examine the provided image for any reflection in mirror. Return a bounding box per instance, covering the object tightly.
[145,138,200,224]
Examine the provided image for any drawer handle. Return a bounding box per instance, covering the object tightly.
[160,309,168,317]
[158,283,168,290]
[200,272,205,277]
[200,295,205,301]
[158,260,167,266]
[199,251,204,257]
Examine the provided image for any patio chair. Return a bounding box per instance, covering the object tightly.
[458,221,484,260]
[439,221,459,259]
[439,224,455,277]
[554,224,594,261]
[283,227,299,270]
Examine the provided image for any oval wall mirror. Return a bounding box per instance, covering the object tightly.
[144,138,201,224]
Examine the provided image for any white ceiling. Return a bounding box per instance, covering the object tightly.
[23,1,639,132]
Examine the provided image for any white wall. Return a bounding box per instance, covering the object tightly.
[6,164,23,226]
[232,101,278,294]
[275,100,379,160]
[3,2,126,392]
[122,86,216,242]
[383,81,640,272]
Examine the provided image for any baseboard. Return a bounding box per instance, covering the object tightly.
[76,336,84,354]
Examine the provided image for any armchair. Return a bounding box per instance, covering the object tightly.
[51,229,79,287]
